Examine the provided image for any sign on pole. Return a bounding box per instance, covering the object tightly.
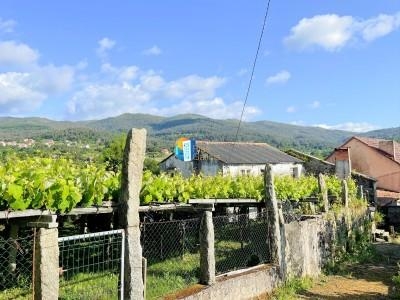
[175,138,196,161]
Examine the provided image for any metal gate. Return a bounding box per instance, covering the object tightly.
[58,229,125,299]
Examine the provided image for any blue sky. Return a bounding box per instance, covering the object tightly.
[0,1,399,132]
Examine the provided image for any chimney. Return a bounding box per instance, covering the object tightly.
[334,147,351,179]
[378,140,395,158]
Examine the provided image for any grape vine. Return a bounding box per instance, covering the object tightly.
[0,157,359,212]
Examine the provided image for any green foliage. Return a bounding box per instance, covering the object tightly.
[272,276,313,300]
[143,157,161,175]
[101,134,126,172]
[373,211,385,225]
[274,176,318,200]
[324,218,375,275]
[392,263,400,298]
[140,172,264,204]
[0,157,119,212]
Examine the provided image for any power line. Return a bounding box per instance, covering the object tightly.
[234,0,272,142]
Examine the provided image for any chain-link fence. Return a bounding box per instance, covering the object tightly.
[58,229,124,300]
[281,199,325,223]
[0,231,33,300]
[141,217,201,300]
[213,210,271,275]
[281,200,302,223]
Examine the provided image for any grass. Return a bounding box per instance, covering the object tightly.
[271,277,313,300]
[0,252,200,300]
[0,287,31,300]
[59,272,119,300]
[146,252,200,300]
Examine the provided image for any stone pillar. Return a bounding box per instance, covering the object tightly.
[28,215,59,300]
[341,180,349,208]
[318,174,329,212]
[119,128,146,300]
[199,206,215,285]
[264,165,283,271]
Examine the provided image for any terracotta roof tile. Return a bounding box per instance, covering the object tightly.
[355,136,400,163]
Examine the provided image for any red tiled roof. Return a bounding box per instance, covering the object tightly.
[355,136,400,163]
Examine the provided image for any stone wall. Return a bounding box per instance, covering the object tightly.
[178,210,370,300]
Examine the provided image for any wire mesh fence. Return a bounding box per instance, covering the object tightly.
[213,210,271,275]
[58,229,124,300]
[281,200,302,223]
[0,231,33,300]
[281,199,324,223]
[141,217,201,300]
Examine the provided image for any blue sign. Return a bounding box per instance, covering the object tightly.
[175,138,196,161]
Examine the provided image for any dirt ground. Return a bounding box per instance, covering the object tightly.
[296,242,400,300]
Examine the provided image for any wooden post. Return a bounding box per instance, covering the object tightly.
[318,174,329,212]
[28,215,59,300]
[119,128,146,300]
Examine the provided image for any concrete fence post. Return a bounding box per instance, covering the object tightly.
[318,173,329,212]
[119,128,147,300]
[264,165,283,271]
[341,179,349,208]
[199,205,216,285]
[28,215,59,300]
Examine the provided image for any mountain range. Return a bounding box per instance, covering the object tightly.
[0,114,399,156]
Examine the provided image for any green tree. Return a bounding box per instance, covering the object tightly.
[102,134,126,172]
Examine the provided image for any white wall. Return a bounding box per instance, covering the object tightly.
[223,163,303,177]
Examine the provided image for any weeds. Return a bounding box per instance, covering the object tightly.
[271,277,313,300]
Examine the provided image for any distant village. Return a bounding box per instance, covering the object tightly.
[0,139,91,149]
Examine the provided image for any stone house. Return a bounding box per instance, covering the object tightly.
[159,141,303,178]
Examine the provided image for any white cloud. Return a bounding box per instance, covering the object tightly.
[66,66,259,120]
[142,45,162,56]
[284,12,400,51]
[151,98,261,120]
[96,37,116,60]
[0,72,46,113]
[314,122,380,132]
[360,12,400,41]
[101,63,139,81]
[0,41,39,66]
[165,75,226,99]
[311,101,320,108]
[33,64,75,93]
[0,38,77,114]
[0,18,17,33]
[266,70,291,84]
[286,106,296,113]
[67,82,151,119]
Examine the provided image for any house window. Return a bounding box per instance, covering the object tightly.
[241,169,251,175]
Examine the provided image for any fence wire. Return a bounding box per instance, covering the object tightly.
[0,232,33,300]
[281,200,302,223]
[141,217,201,300]
[58,229,124,300]
[213,210,271,275]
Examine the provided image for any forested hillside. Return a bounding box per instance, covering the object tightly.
[0,114,398,156]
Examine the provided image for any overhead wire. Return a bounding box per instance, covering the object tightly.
[234,0,272,142]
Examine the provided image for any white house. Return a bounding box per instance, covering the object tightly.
[160,141,303,177]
